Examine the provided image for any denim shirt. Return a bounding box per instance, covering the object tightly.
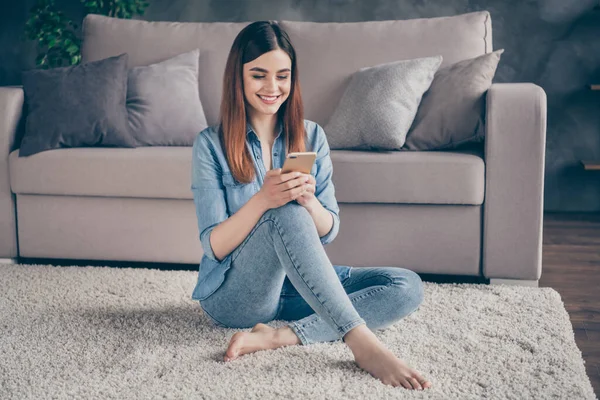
[190,119,350,301]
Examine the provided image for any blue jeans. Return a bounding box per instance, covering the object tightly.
[198,202,425,345]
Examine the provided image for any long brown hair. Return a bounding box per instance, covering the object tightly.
[219,21,306,184]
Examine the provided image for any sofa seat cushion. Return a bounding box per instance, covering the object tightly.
[9,145,484,205]
[331,146,485,205]
[9,147,194,200]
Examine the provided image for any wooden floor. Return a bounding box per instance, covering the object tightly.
[542,212,600,398]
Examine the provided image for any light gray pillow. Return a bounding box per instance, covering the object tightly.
[403,49,504,151]
[324,56,443,151]
[20,53,133,157]
[127,49,208,146]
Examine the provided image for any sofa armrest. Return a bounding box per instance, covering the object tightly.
[0,86,24,258]
[483,83,547,281]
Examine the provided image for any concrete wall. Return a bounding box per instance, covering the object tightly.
[1,0,599,211]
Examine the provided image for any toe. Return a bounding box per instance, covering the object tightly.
[399,379,412,390]
[226,347,238,359]
[413,373,431,389]
[408,377,422,390]
[225,341,240,361]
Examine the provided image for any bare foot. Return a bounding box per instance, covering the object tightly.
[354,344,433,390]
[344,325,432,390]
[224,323,300,362]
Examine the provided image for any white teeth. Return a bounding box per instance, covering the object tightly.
[259,95,279,101]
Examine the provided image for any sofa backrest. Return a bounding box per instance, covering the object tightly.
[81,11,492,128]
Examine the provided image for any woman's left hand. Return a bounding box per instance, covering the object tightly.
[295,173,317,208]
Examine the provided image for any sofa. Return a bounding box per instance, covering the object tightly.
[0,11,547,287]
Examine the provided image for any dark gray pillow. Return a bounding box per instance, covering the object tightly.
[324,56,443,151]
[127,49,208,146]
[403,49,504,151]
[20,53,134,157]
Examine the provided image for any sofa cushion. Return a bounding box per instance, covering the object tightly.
[81,14,249,128]
[403,49,504,151]
[9,146,485,205]
[19,53,134,157]
[331,146,485,205]
[81,12,492,128]
[127,49,208,146]
[280,11,492,126]
[324,56,442,150]
[9,147,194,200]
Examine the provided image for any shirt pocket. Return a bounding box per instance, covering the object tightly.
[221,172,256,215]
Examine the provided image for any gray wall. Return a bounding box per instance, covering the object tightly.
[1,0,600,212]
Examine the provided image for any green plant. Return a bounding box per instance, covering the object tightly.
[25,0,149,69]
[82,0,149,19]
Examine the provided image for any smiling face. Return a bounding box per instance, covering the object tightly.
[242,49,292,118]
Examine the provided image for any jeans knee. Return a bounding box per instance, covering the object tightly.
[390,269,424,308]
[262,202,314,231]
[265,202,307,218]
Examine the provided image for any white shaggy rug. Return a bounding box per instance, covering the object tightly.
[0,263,597,400]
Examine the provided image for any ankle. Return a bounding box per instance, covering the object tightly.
[276,326,301,347]
[343,324,384,355]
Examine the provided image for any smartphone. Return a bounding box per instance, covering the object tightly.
[281,152,317,174]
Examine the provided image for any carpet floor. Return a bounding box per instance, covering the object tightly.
[0,263,596,399]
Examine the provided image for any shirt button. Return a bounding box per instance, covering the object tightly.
[257,155,261,159]
[274,153,278,156]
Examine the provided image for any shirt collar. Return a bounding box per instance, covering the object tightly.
[246,118,284,139]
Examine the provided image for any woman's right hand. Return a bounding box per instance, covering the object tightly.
[257,168,311,211]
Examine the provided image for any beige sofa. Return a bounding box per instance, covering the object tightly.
[0,11,546,287]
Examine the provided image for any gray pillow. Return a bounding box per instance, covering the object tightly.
[20,53,133,157]
[403,49,504,151]
[324,56,443,151]
[127,49,208,146]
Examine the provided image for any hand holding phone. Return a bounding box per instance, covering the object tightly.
[258,168,312,210]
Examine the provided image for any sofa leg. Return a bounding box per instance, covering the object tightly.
[0,258,18,265]
[489,278,539,287]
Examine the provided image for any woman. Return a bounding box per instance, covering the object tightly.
[190,20,432,391]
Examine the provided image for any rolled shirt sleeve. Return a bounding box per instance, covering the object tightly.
[312,123,341,246]
[191,132,229,262]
